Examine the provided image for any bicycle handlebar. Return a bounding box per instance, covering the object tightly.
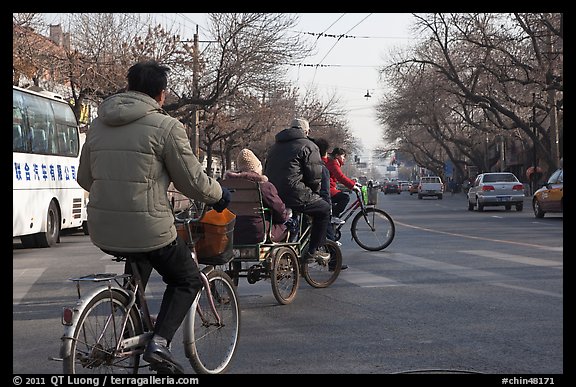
[174,200,208,223]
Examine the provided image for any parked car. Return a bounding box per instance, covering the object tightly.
[383,181,401,194]
[467,172,525,211]
[532,167,563,218]
[409,181,419,195]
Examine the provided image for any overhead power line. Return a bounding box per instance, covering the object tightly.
[301,31,413,40]
[290,63,379,68]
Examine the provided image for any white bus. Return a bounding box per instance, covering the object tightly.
[13,85,88,248]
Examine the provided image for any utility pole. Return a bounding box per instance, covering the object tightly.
[500,135,506,172]
[191,25,200,159]
[545,28,560,169]
[532,92,538,195]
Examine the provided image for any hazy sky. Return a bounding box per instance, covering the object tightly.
[44,13,417,157]
[289,13,416,155]
[158,13,417,157]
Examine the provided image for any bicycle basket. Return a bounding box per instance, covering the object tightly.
[367,185,378,205]
[176,208,236,265]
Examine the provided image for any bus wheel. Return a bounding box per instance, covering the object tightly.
[35,201,61,248]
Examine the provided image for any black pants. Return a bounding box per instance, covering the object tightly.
[331,191,350,218]
[109,236,202,342]
[291,198,330,253]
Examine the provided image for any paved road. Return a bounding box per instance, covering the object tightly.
[13,192,563,377]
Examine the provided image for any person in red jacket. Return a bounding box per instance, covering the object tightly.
[325,147,361,220]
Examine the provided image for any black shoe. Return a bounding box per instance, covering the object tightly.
[329,264,348,272]
[143,339,185,374]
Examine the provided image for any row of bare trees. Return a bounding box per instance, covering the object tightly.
[13,13,359,178]
[376,13,563,183]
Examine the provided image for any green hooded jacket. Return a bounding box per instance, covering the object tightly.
[77,91,222,252]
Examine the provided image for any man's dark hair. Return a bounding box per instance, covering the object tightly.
[330,147,347,157]
[312,138,330,156]
[126,60,170,99]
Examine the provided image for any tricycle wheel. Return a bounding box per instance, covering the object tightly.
[270,247,299,305]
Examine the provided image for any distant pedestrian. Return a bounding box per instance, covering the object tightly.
[448,178,457,195]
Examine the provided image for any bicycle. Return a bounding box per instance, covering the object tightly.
[290,211,343,287]
[57,206,240,374]
[221,178,342,305]
[332,184,396,251]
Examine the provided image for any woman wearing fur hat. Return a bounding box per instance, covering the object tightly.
[222,148,290,244]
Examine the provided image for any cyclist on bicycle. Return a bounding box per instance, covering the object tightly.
[77,60,231,374]
[325,147,361,220]
[312,137,348,271]
[264,118,331,264]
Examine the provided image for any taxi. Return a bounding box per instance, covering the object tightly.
[532,167,563,218]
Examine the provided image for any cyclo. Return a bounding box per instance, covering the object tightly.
[220,178,343,305]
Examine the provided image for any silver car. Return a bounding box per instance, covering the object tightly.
[467,172,525,212]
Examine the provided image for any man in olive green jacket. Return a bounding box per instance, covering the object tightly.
[77,61,230,374]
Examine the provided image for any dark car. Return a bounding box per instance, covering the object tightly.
[533,168,563,218]
[383,182,400,194]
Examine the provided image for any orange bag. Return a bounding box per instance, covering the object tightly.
[194,208,236,265]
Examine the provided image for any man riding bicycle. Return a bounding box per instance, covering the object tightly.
[77,60,231,374]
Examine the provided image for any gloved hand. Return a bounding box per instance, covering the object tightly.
[352,183,362,193]
[212,186,231,213]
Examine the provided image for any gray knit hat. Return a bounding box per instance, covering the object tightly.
[290,118,310,135]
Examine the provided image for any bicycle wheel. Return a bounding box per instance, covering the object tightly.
[351,207,395,251]
[63,289,143,374]
[184,269,240,374]
[302,239,342,288]
[270,247,300,305]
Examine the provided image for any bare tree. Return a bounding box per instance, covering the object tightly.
[13,13,67,88]
[378,13,562,179]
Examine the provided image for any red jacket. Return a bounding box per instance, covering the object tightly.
[325,156,356,197]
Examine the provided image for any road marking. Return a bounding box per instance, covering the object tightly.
[459,250,563,269]
[395,220,562,252]
[369,252,562,298]
[339,268,402,288]
[13,268,45,304]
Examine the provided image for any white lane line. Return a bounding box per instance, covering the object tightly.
[368,252,562,298]
[13,268,45,305]
[339,268,402,288]
[459,250,563,269]
[394,220,563,252]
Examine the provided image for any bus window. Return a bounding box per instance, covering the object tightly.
[13,104,29,153]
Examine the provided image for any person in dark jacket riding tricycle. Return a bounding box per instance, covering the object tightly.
[264,118,331,264]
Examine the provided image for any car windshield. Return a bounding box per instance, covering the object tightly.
[483,173,518,183]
